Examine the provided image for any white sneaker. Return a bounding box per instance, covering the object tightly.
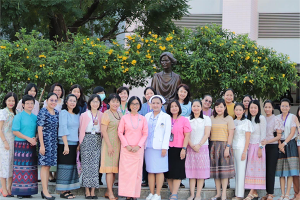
[146,193,154,200]
[151,194,161,200]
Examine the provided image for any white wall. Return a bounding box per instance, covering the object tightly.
[258,0,300,13]
[188,0,223,14]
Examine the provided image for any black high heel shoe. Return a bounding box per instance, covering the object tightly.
[41,191,55,200]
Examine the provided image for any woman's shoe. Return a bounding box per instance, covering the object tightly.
[0,188,8,197]
[283,195,290,200]
[41,191,56,200]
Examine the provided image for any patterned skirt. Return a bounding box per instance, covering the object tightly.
[245,143,266,189]
[56,140,80,191]
[81,134,102,188]
[276,139,299,177]
[209,141,235,179]
[185,145,210,179]
[0,133,14,178]
[11,141,38,196]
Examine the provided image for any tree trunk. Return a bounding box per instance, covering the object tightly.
[49,13,68,41]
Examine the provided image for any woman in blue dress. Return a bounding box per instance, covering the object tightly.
[175,84,191,117]
[37,93,59,200]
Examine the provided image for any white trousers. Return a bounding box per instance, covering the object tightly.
[233,149,247,197]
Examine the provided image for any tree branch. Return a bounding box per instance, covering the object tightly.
[88,12,106,21]
[68,0,100,33]
[100,16,126,41]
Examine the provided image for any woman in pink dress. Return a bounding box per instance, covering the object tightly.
[118,96,148,200]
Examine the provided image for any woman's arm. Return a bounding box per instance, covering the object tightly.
[279,115,297,150]
[38,126,45,155]
[199,126,211,146]
[242,131,251,160]
[0,121,9,150]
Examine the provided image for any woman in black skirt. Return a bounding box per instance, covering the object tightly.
[165,100,191,200]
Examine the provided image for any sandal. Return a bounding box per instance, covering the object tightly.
[279,195,285,200]
[170,194,178,200]
[283,195,290,200]
[211,197,221,200]
[0,188,8,197]
[194,197,201,200]
[244,194,256,200]
[261,195,268,200]
[66,191,76,198]
[187,196,194,200]
[267,194,274,200]
[60,192,74,199]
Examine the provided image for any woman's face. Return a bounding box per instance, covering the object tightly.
[145,89,154,102]
[119,90,128,102]
[215,103,226,116]
[264,102,273,116]
[151,98,162,113]
[160,56,172,70]
[6,96,15,109]
[130,99,140,113]
[202,96,212,109]
[249,103,259,116]
[170,102,180,116]
[23,100,34,112]
[109,98,120,111]
[280,102,290,114]
[177,87,188,101]
[224,90,234,104]
[90,97,100,110]
[71,88,81,99]
[234,105,245,119]
[47,95,58,109]
[243,96,251,109]
[67,96,77,110]
[192,101,202,115]
[53,86,62,98]
[28,87,36,97]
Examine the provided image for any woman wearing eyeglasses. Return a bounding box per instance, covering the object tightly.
[37,93,59,200]
[202,95,213,117]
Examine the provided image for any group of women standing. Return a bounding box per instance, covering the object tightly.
[0,82,300,200]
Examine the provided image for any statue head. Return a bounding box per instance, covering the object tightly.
[159,52,177,71]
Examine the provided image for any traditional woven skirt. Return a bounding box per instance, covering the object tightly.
[245,143,266,189]
[11,141,38,196]
[276,139,299,177]
[56,140,80,191]
[209,141,235,179]
[185,145,210,179]
[164,147,186,180]
[81,133,102,188]
[145,147,168,173]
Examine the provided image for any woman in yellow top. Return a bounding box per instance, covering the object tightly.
[210,99,235,200]
[224,88,235,119]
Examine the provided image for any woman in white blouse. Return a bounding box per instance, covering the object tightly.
[185,100,211,200]
[244,100,267,200]
[232,103,252,200]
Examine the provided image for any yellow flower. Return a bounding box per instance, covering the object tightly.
[126,35,132,40]
[108,49,113,55]
[205,26,208,29]
[166,36,173,41]
[145,39,149,43]
[105,60,108,62]
[151,60,154,63]
[233,31,235,34]
[137,44,141,49]
[25,48,27,50]
[288,57,290,60]
[282,74,285,77]
[35,75,38,79]
[64,59,67,62]
[245,76,248,79]
[122,56,127,60]
[148,31,152,34]
[87,38,89,40]
[159,46,166,51]
[125,68,129,72]
[244,80,246,83]
[141,38,144,42]
[146,54,151,59]
[131,60,137,65]
[233,41,237,43]
[40,64,43,67]
[245,56,250,60]
[39,55,46,58]
[235,71,237,73]
[265,57,268,60]
[0,46,6,49]
[270,77,274,79]
[153,67,156,69]
[254,51,257,54]
[28,78,30,80]
[26,56,29,59]
[9,54,11,57]
[216,70,219,73]
[121,66,124,68]
[89,52,93,55]
[125,51,129,54]
[103,66,106,69]
[97,38,100,41]
[153,34,158,39]
[136,50,140,54]
[16,44,19,47]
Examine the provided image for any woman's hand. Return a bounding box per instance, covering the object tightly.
[126,145,133,152]
[108,146,114,156]
[258,148,262,158]
[241,152,246,161]
[224,147,230,158]
[193,144,201,153]
[180,149,186,160]
[76,145,80,152]
[278,143,285,150]
[161,149,167,157]
[261,139,267,146]
[27,137,37,146]
[131,146,140,153]
[40,146,45,156]
[63,145,69,155]
[4,141,9,150]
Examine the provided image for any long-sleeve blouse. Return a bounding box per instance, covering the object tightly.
[250,115,267,146]
[118,113,148,148]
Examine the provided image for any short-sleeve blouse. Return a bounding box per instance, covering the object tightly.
[169,116,192,148]
[266,114,284,144]
[188,115,211,146]
[233,119,253,149]
[210,115,235,142]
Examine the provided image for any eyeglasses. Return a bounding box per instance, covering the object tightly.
[54,89,62,92]
[131,103,140,106]
[204,99,212,104]
[25,102,34,105]
[49,99,58,103]
[91,101,100,104]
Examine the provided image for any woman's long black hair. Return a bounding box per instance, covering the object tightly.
[247,100,261,123]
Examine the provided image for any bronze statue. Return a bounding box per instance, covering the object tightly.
[151,52,182,107]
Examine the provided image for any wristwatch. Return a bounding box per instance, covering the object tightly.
[182,147,187,150]
[259,146,263,149]
[226,144,231,148]
[283,141,287,145]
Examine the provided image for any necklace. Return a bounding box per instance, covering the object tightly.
[130,113,140,129]
[110,110,121,120]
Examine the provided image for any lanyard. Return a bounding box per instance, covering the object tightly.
[91,111,98,126]
[120,103,127,115]
[282,113,290,127]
